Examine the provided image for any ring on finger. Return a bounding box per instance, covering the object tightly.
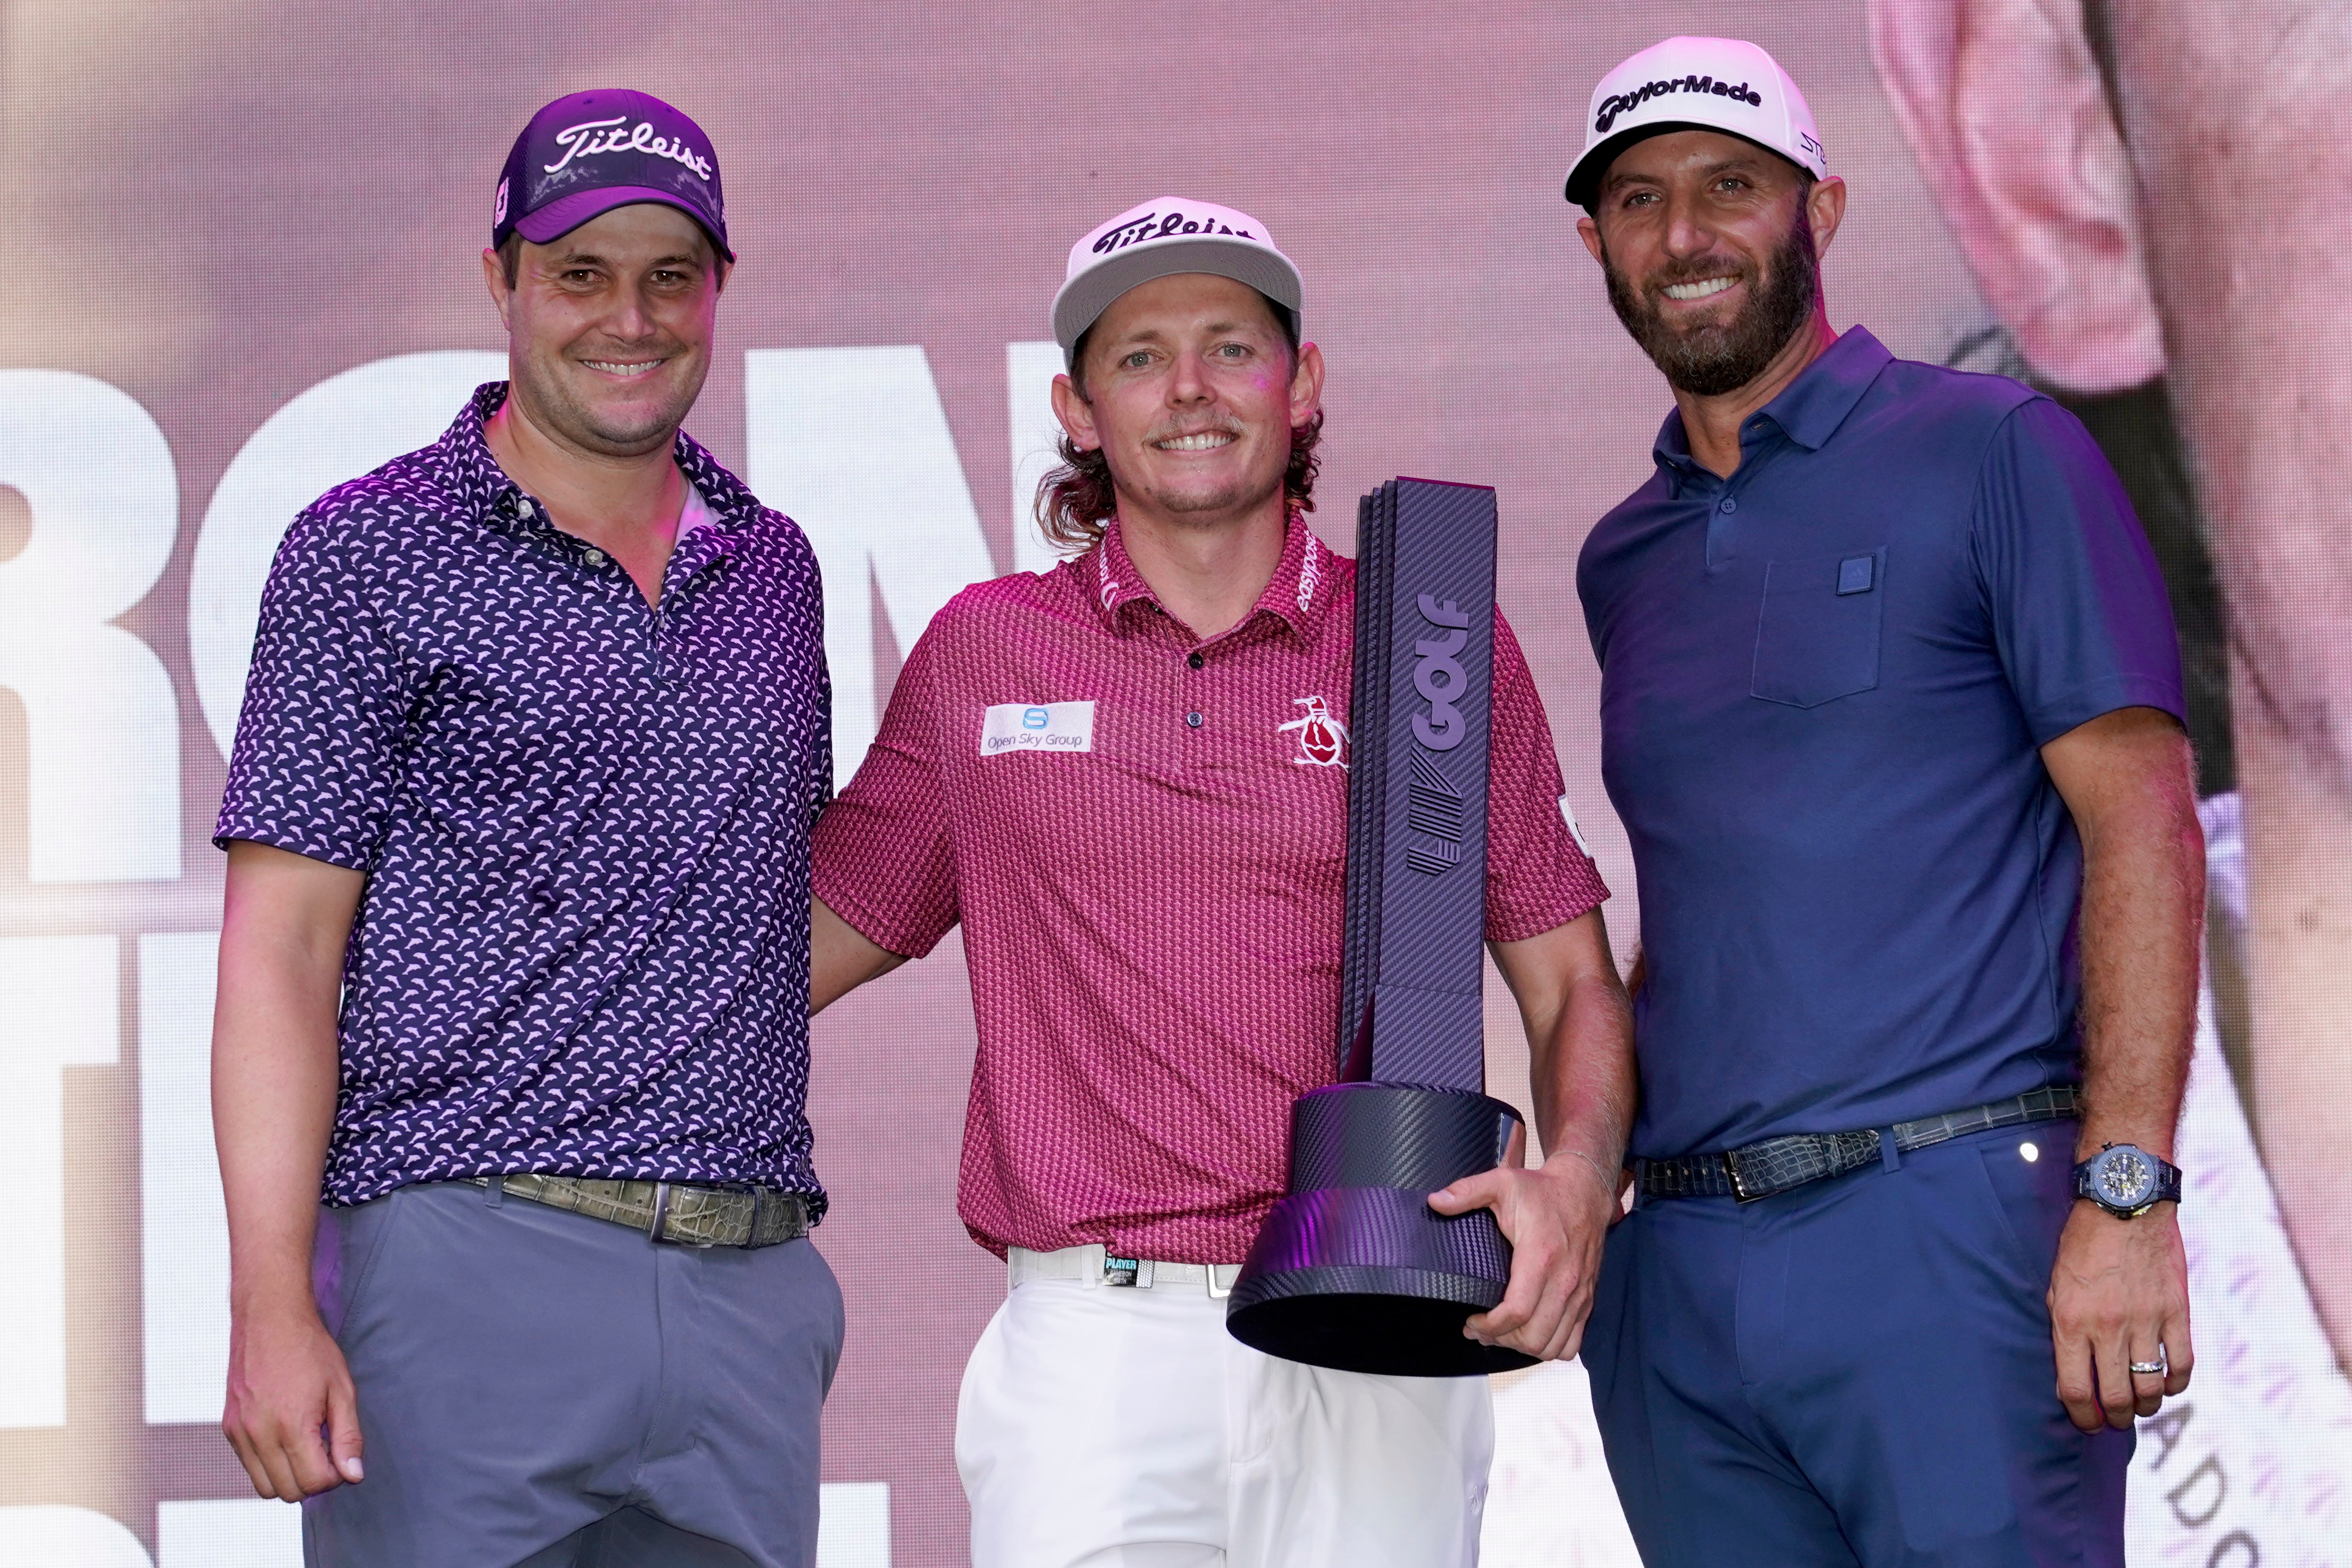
[2128,1358,2166,1376]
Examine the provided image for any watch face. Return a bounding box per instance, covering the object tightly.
[2092,1146,2158,1209]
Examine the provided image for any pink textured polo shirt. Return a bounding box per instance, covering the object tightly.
[812,520,1609,1264]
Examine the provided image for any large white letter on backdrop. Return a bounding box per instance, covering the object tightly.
[0,937,118,1429]
[745,346,998,778]
[0,372,179,883]
[140,932,228,1426]
[0,1506,153,1568]
[1005,341,1067,579]
[188,351,506,759]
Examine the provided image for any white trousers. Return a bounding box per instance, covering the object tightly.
[956,1261,1493,1567]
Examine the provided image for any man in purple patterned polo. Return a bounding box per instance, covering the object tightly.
[210,91,839,1567]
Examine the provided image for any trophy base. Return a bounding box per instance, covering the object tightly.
[1226,1085,1539,1376]
[1225,1270,1539,1377]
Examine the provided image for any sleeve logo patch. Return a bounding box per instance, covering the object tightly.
[980,701,1096,756]
[1560,795,1593,856]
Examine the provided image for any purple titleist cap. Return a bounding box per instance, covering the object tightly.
[492,89,732,261]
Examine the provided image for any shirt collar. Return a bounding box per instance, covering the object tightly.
[1085,514,1339,646]
[432,380,767,540]
[1651,325,1895,474]
[677,481,714,537]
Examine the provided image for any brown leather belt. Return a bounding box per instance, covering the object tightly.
[468,1174,810,1248]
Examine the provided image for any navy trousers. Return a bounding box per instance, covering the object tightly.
[1583,1122,2131,1566]
[303,1181,844,1568]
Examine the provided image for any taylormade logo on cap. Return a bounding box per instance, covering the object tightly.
[1594,76,1763,135]
[1053,196,1305,368]
[1564,37,1826,211]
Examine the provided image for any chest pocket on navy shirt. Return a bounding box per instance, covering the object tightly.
[1751,546,1887,708]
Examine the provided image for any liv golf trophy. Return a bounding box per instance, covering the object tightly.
[1225,478,1535,1376]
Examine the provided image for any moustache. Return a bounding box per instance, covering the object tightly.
[1145,416,1246,443]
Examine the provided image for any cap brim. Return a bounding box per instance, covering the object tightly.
[515,185,734,261]
[1563,123,1805,211]
[1053,236,1303,364]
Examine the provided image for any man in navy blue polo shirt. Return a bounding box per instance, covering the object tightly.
[1564,37,2204,1567]
[210,92,839,1567]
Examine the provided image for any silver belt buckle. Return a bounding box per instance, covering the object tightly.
[1103,1254,1154,1288]
[647,1180,719,1248]
[1722,1149,1768,1204]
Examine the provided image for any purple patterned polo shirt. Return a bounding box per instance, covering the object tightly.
[216,382,832,1210]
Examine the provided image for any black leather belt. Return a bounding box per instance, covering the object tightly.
[1634,1084,2082,1204]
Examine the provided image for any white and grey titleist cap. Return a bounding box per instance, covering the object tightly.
[1052,197,1303,368]
[1564,36,1826,211]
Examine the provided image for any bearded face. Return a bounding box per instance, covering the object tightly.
[1602,195,1820,398]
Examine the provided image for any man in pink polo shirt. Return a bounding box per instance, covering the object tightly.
[810,197,1633,1567]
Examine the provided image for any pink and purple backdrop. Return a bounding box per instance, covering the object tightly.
[0,2,2344,1564]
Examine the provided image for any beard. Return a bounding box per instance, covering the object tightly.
[1604,207,1819,397]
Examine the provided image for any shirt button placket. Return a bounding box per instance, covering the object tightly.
[1182,646,1212,751]
[1182,649,1207,761]
[1704,489,1741,570]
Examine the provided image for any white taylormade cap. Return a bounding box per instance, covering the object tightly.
[1564,36,1826,211]
[1052,197,1303,369]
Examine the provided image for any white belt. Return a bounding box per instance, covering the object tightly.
[1008,1244,1242,1298]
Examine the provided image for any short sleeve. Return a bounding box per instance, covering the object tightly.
[213,510,416,870]
[809,623,960,957]
[1973,398,2186,745]
[1484,610,1610,942]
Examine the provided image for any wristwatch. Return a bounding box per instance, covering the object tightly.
[2072,1143,2183,1218]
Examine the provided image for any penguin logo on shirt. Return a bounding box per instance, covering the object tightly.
[1280,696,1349,768]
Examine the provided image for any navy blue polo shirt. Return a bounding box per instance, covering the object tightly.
[1577,329,2183,1159]
[216,384,832,1207]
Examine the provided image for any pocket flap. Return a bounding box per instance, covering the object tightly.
[1752,547,1887,708]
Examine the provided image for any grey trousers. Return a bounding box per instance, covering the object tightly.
[303,1180,844,1568]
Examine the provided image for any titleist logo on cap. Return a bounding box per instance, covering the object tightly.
[545,116,715,182]
[1595,75,1763,134]
[1092,208,1260,256]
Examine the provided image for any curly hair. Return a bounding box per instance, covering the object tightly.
[1034,322,1323,551]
